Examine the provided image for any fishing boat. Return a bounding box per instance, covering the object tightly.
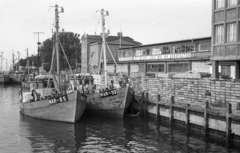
[19,5,86,123]
[74,9,133,117]
[0,53,10,83]
[10,72,22,84]
[10,52,22,84]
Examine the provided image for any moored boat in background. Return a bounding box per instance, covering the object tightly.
[0,73,10,84]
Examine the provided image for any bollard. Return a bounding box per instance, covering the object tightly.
[226,103,232,142]
[156,94,161,121]
[170,96,175,125]
[204,101,209,135]
[185,104,190,130]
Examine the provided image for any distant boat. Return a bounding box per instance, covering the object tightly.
[19,5,86,123]
[0,73,10,84]
[10,73,22,84]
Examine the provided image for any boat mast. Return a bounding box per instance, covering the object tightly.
[55,5,60,89]
[26,48,29,77]
[101,9,108,87]
[17,51,20,72]
[12,51,15,72]
[0,52,3,72]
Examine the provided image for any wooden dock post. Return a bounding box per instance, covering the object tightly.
[141,92,144,116]
[204,101,209,135]
[185,104,190,130]
[170,96,175,125]
[156,94,160,121]
[226,103,232,142]
[144,93,148,117]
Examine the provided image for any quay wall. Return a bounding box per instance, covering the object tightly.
[128,75,240,143]
[129,75,240,110]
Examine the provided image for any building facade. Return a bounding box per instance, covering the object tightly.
[212,0,240,79]
[118,37,211,76]
[81,33,142,74]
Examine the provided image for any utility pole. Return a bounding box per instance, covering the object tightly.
[33,32,44,73]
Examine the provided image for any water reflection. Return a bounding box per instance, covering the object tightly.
[20,114,86,152]
[17,113,240,153]
[1,85,240,153]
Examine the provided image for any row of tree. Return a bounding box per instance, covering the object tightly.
[19,31,81,72]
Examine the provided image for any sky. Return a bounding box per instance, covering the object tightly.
[0,0,211,70]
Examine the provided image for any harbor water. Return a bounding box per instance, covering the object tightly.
[0,84,240,153]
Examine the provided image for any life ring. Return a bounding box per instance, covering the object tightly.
[32,90,39,101]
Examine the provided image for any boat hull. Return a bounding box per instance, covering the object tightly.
[86,84,133,117]
[10,76,21,84]
[20,90,86,123]
[0,75,10,83]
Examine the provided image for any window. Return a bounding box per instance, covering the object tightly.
[168,63,188,73]
[221,65,231,78]
[119,50,126,57]
[198,42,211,51]
[216,0,224,9]
[147,64,164,72]
[227,0,237,7]
[135,49,143,56]
[152,47,161,55]
[186,44,195,52]
[215,25,224,43]
[227,23,236,42]
[125,50,133,57]
[162,46,170,54]
[145,48,151,55]
[172,44,194,53]
[172,45,181,53]
[138,64,145,72]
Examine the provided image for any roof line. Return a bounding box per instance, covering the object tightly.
[119,36,211,50]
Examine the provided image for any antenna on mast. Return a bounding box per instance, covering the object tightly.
[33,32,44,73]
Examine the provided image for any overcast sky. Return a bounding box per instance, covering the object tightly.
[0,0,211,69]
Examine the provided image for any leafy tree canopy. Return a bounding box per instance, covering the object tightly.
[19,31,81,72]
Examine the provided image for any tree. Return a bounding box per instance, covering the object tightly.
[39,31,81,72]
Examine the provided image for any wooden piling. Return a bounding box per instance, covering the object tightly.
[141,92,144,116]
[170,96,175,125]
[204,101,209,135]
[144,93,148,117]
[226,103,232,142]
[156,94,160,121]
[185,104,190,130]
